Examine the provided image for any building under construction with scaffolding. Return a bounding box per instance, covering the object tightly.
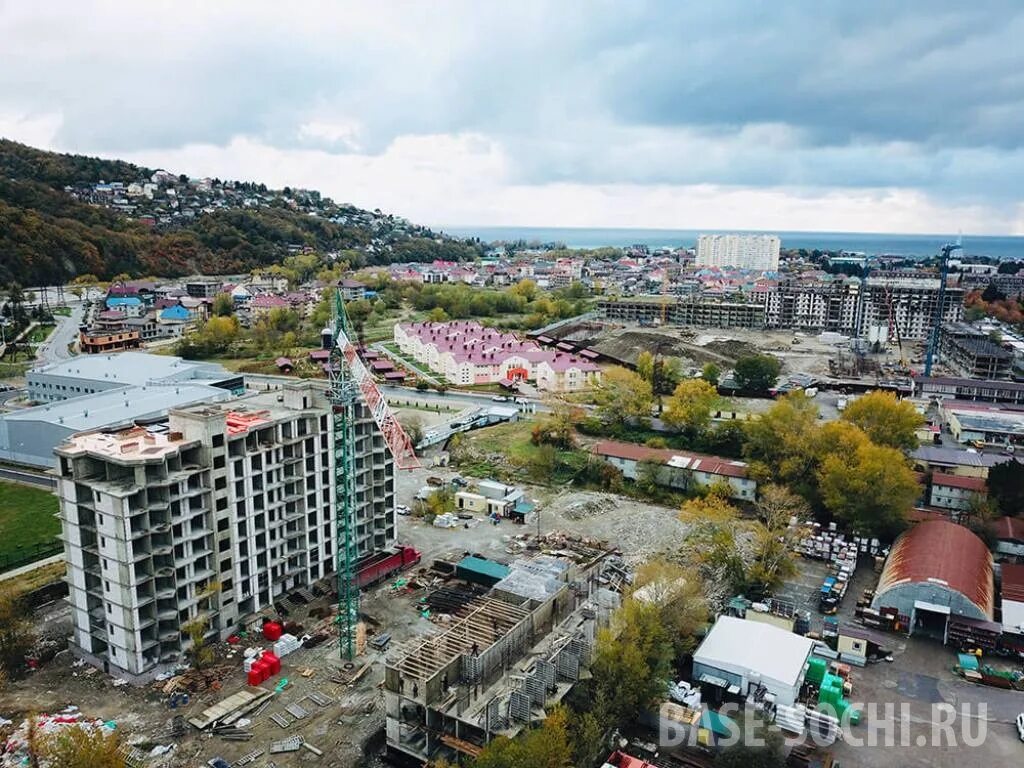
[383,549,625,763]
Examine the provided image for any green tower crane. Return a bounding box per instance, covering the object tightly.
[328,290,420,659]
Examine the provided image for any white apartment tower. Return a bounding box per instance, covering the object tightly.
[696,234,781,271]
[57,381,395,679]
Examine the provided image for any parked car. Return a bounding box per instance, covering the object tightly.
[1016,712,1024,741]
[396,505,411,516]
[491,395,509,402]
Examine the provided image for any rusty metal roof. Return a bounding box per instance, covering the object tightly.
[876,520,994,619]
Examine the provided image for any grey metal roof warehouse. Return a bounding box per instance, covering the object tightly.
[0,384,232,467]
[27,352,239,403]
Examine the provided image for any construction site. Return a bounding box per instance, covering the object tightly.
[0,290,640,768]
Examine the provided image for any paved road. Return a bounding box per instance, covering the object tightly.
[37,303,84,364]
[379,384,549,413]
[0,466,55,489]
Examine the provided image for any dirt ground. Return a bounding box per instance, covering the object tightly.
[587,324,913,379]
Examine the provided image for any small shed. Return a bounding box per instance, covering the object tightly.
[275,357,294,372]
[455,556,510,587]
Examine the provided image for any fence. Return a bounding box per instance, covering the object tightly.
[0,541,63,575]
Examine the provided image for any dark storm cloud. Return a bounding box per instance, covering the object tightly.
[1,1,1023,205]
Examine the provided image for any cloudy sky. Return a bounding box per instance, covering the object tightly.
[3,1,1024,233]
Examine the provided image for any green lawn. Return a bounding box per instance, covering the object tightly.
[52,307,72,317]
[0,360,33,380]
[27,324,56,344]
[0,480,61,567]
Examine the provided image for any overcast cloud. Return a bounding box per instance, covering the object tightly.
[2,1,1023,233]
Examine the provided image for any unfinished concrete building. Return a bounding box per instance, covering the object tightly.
[760,278,862,335]
[383,553,621,763]
[56,380,395,680]
[861,273,964,341]
[938,323,1013,380]
[598,296,765,329]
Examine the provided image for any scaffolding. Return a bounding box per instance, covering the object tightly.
[329,290,420,660]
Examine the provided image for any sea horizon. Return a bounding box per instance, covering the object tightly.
[438,225,1024,260]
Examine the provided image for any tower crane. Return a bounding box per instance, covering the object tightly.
[883,284,907,369]
[328,289,420,659]
[924,242,960,377]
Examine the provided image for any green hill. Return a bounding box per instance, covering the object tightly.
[0,139,478,286]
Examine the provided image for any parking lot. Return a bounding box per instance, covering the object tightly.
[778,556,1024,767]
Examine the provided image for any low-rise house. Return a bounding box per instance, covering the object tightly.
[338,279,367,301]
[995,517,1024,560]
[455,479,524,517]
[928,472,987,512]
[592,440,756,500]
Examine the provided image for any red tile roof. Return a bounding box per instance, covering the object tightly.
[592,439,749,479]
[996,516,1024,544]
[932,472,987,493]
[1002,563,1024,602]
[876,520,994,619]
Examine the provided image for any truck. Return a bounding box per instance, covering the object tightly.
[355,545,422,589]
[804,387,818,398]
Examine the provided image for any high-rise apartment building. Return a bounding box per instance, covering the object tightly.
[56,381,395,680]
[861,273,964,341]
[696,234,781,271]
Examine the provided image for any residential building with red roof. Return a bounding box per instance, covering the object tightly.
[591,439,756,500]
[928,471,987,512]
[995,517,1024,560]
[394,321,601,391]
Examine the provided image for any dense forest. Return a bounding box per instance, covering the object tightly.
[0,139,478,286]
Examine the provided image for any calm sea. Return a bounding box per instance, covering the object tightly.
[441,226,1024,260]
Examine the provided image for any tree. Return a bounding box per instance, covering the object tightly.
[474,706,572,768]
[527,444,558,483]
[509,278,539,303]
[663,379,719,434]
[818,442,919,538]
[426,487,455,517]
[630,560,708,657]
[591,600,673,729]
[0,586,34,677]
[755,484,810,529]
[636,352,681,397]
[184,617,214,669]
[402,415,424,447]
[38,725,126,768]
[987,459,1024,516]
[733,354,781,394]
[635,458,664,497]
[701,362,720,385]
[531,403,580,449]
[841,390,924,451]
[716,730,786,768]
[427,307,448,323]
[593,366,653,428]
[743,393,820,490]
[211,292,234,317]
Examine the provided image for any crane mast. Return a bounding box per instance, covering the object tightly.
[924,243,959,377]
[328,289,420,659]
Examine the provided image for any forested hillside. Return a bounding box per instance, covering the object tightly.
[0,139,478,286]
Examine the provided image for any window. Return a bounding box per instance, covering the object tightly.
[104,581,110,593]
[217,517,229,532]
[212,434,224,448]
[213,455,226,470]
[218,539,230,552]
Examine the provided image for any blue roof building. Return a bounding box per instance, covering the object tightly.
[160,305,190,321]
